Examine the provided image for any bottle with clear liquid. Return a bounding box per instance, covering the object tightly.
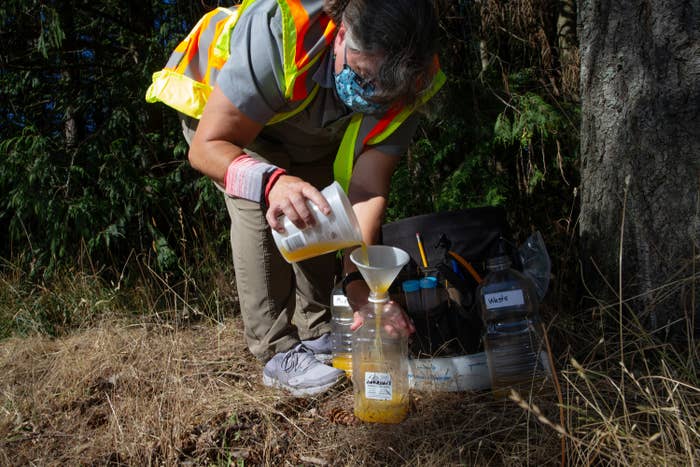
[352,298,410,424]
[331,283,354,376]
[478,248,547,398]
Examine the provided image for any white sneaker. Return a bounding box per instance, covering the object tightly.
[262,344,344,396]
[302,333,333,364]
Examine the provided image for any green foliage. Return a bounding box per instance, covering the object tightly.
[494,92,562,149]
[386,113,510,222]
[0,0,229,281]
[0,260,119,337]
[36,3,65,58]
[388,1,580,245]
[493,91,567,194]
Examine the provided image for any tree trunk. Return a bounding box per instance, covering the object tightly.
[579,0,700,337]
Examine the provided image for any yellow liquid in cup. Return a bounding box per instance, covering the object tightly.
[280,240,365,263]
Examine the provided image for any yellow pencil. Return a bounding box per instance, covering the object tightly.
[416,232,428,268]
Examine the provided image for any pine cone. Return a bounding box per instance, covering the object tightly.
[326,406,358,426]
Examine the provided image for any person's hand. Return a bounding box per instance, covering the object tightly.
[350,301,416,338]
[265,175,331,232]
[343,272,415,337]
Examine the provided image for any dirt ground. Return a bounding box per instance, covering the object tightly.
[0,316,564,465]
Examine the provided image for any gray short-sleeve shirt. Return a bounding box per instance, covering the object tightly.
[215,0,419,164]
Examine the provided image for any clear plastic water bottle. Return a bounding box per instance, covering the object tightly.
[478,244,547,398]
[352,299,410,424]
[331,283,354,376]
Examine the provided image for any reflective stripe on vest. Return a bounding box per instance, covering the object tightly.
[332,68,447,192]
[277,0,336,101]
[145,0,335,119]
[145,5,247,118]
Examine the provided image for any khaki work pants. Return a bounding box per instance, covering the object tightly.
[181,116,336,362]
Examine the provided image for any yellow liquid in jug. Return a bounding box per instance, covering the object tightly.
[353,362,409,424]
[352,245,409,424]
[354,395,409,424]
[328,243,368,378]
[280,240,364,263]
[332,354,353,376]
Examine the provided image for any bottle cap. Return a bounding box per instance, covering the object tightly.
[487,238,512,270]
[402,279,421,293]
[419,276,438,289]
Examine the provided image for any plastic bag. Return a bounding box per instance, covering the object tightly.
[518,231,551,301]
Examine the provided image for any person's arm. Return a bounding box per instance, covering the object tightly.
[342,147,416,336]
[348,149,396,243]
[188,85,263,184]
[189,85,331,231]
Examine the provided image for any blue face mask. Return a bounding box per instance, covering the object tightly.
[334,47,387,115]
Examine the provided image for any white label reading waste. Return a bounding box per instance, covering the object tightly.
[333,294,349,307]
[484,289,525,309]
[365,372,393,400]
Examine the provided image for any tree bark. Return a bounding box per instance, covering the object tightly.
[579,1,700,337]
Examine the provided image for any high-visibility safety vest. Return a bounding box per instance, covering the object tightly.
[146,0,445,192]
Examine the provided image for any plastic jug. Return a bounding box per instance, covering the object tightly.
[349,245,411,424]
[330,282,354,376]
[477,244,547,398]
[271,181,362,263]
[352,300,410,423]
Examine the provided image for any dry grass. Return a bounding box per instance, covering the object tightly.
[0,309,696,466]
[0,257,698,466]
[0,314,562,466]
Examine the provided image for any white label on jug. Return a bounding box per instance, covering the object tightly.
[484,289,525,309]
[365,372,393,400]
[283,233,307,252]
[333,294,349,307]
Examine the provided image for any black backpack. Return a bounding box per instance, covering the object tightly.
[381,207,511,356]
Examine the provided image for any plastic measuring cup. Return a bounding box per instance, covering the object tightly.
[271,181,363,263]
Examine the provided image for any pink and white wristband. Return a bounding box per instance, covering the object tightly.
[224,154,286,208]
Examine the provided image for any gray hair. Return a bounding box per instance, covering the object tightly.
[324,0,440,107]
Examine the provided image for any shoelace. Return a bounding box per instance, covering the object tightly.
[280,345,315,373]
